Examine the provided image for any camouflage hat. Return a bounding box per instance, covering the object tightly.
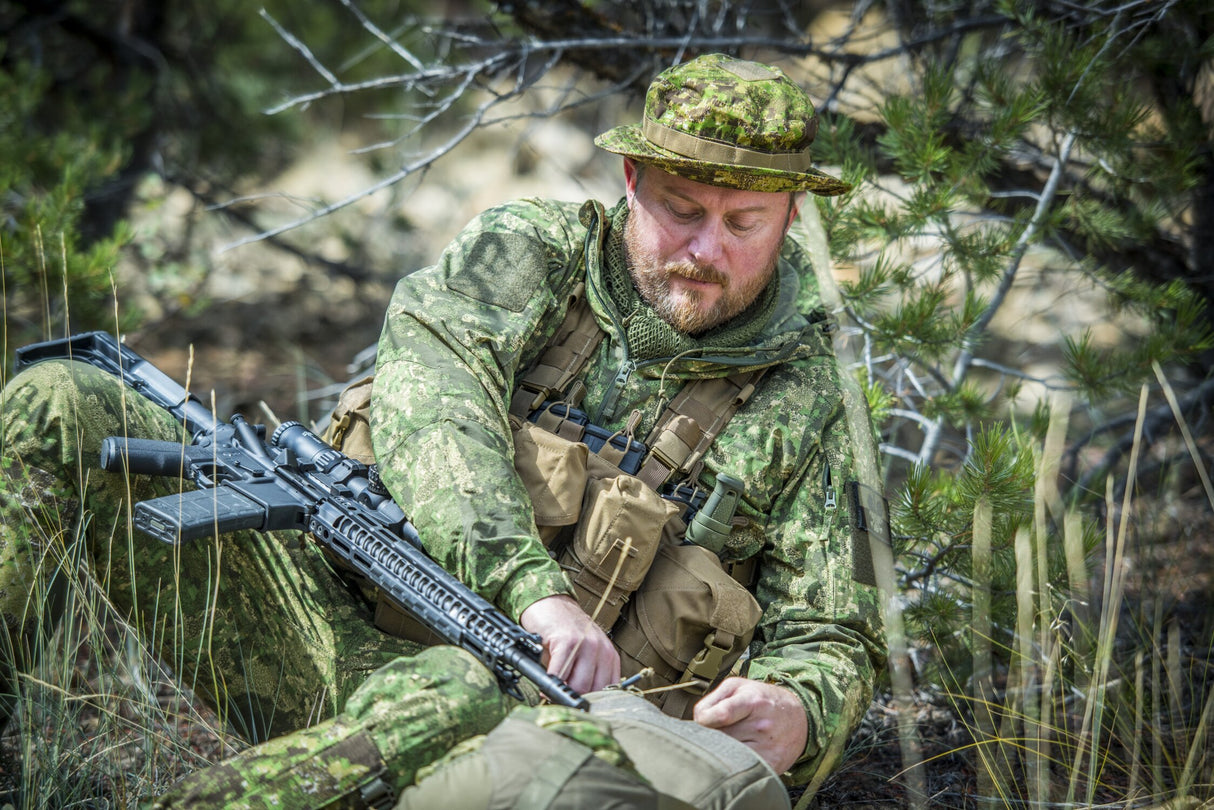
[595,53,850,196]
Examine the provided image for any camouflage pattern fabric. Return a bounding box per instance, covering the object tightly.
[153,645,520,808]
[594,53,850,196]
[0,359,423,741]
[0,199,882,804]
[372,196,886,786]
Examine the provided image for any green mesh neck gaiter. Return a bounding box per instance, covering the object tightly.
[602,203,778,361]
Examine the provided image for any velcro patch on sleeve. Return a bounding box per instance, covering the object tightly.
[446,231,552,313]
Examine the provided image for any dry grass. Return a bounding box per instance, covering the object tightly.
[814,388,1214,809]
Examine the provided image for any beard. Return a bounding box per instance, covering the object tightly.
[624,219,777,335]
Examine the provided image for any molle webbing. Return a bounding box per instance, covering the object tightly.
[510,289,768,490]
[511,284,605,418]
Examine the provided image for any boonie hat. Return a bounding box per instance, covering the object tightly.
[595,53,850,196]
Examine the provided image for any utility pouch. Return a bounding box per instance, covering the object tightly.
[562,473,681,630]
[511,414,676,631]
[510,415,589,546]
[320,375,376,464]
[614,543,763,720]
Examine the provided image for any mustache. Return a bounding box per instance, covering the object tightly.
[665,261,727,286]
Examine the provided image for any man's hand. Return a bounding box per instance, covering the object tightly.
[519,594,620,694]
[693,677,808,774]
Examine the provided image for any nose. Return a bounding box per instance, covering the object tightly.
[686,219,725,267]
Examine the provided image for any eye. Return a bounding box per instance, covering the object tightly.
[728,218,758,234]
[666,202,699,221]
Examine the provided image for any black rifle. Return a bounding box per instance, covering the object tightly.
[14,331,587,710]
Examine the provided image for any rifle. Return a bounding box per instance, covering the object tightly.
[14,331,588,710]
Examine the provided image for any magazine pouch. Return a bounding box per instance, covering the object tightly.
[614,542,763,720]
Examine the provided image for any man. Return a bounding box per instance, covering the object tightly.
[0,53,884,807]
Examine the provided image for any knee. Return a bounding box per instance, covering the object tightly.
[4,361,108,464]
[3,360,75,437]
[337,645,517,783]
[3,358,181,471]
[343,645,508,720]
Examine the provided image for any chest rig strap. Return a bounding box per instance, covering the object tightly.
[634,368,766,491]
[509,286,769,492]
[509,283,605,422]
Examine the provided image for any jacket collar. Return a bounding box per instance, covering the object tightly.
[577,199,834,380]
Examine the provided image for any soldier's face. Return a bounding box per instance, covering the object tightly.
[623,159,801,335]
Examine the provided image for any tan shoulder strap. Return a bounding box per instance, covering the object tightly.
[509,283,604,418]
[634,367,768,491]
[508,284,772,492]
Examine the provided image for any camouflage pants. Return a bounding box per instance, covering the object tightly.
[155,645,521,808]
[0,360,520,803]
[159,668,790,810]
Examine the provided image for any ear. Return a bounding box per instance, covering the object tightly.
[623,158,640,205]
[784,192,807,233]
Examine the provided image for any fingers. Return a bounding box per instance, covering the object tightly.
[520,594,620,694]
[693,677,750,728]
[693,678,808,774]
[551,630,619,693]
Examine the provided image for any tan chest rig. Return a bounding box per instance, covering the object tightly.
[324,286,766,719]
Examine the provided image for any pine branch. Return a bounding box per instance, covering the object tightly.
[916,131,1078,467]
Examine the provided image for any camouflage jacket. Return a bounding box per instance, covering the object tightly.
[371,197,885,783]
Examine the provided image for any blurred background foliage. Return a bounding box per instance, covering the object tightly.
[0,0,423,354]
